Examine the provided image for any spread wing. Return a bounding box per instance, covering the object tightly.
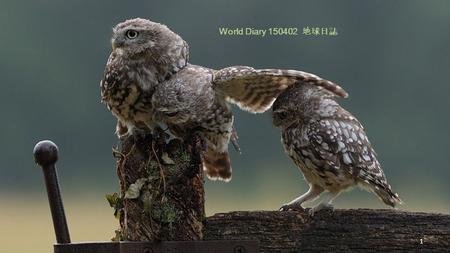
[212,66,348,113]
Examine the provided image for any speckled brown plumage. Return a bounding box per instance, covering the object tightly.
[101,18,347,182]
[272,83,401,214]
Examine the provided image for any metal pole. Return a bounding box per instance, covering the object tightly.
[34,140,71,244]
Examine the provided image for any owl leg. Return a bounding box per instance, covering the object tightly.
[279,184,324,211]
[115,120,140,140]
[309,191,340,216]
[115,120,129,138]
[117,121,151,147]
[230,126,241,154]
[147,125,175,165]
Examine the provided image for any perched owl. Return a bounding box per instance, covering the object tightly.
[272,83,401,215]
[100,18,189,136]
[151,65,348,181]
[101,18,347,181]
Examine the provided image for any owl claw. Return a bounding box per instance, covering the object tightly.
[161,152,175,165]
[279,203,304,212]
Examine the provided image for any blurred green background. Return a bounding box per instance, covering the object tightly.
[1,0,449,252]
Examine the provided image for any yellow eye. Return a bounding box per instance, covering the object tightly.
[125,30,139,39]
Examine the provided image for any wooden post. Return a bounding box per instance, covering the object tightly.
[205,209,450,252]
[110,134,204,241]
[104,137,450,252]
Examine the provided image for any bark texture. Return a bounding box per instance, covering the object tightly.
[109,136,449,252]
[112,134,204,241]
[205,209,450,252]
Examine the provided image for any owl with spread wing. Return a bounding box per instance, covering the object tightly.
[101,18,347,181]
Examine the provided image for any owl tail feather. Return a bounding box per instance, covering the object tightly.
[373,186,403,208]
[202,149,232,182]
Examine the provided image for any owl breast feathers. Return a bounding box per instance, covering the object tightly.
[104,18,405,195]
[273,84,401,213]
[101,18,402,213]
[101,19,348,182]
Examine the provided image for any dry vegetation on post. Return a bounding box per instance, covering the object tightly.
[108,136,450,252]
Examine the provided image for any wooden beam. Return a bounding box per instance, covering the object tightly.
[205,209,450,252]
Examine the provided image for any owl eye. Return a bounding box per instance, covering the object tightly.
[164,111,178,117]
[278,111,288,119]
[125,30,139,39]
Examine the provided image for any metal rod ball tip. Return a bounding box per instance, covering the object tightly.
[34,140,59,167]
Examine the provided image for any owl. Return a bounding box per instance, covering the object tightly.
[101,18,347,181]
[272,83,402,215]
[100,18,189,136]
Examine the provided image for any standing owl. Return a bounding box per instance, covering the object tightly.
[101,18,347,181]
[100,18,189,137]
[272,83,401,215]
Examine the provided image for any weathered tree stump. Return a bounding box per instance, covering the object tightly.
[205,209,450,252]
[109,134,204,241]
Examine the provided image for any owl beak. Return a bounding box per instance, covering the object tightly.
[111,38,124,50]
[272,110,283,127]
[272,114,281,127]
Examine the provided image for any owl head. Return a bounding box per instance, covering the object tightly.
[151,87,191,125]
[111,18,189,67]
[272,83,337,127]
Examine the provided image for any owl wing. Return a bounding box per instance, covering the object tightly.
[309,109,402,206]
[306,109,380,177]
[212,66,348,113]
[100,52,128,105]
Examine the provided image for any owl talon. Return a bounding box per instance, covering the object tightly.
[279,203,304,212]
[161,152,175,165]
[117,128,132,141]
[115,120,129,139]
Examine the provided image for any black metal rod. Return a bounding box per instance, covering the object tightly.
[34,140,71,244]
[53,241,259,253]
